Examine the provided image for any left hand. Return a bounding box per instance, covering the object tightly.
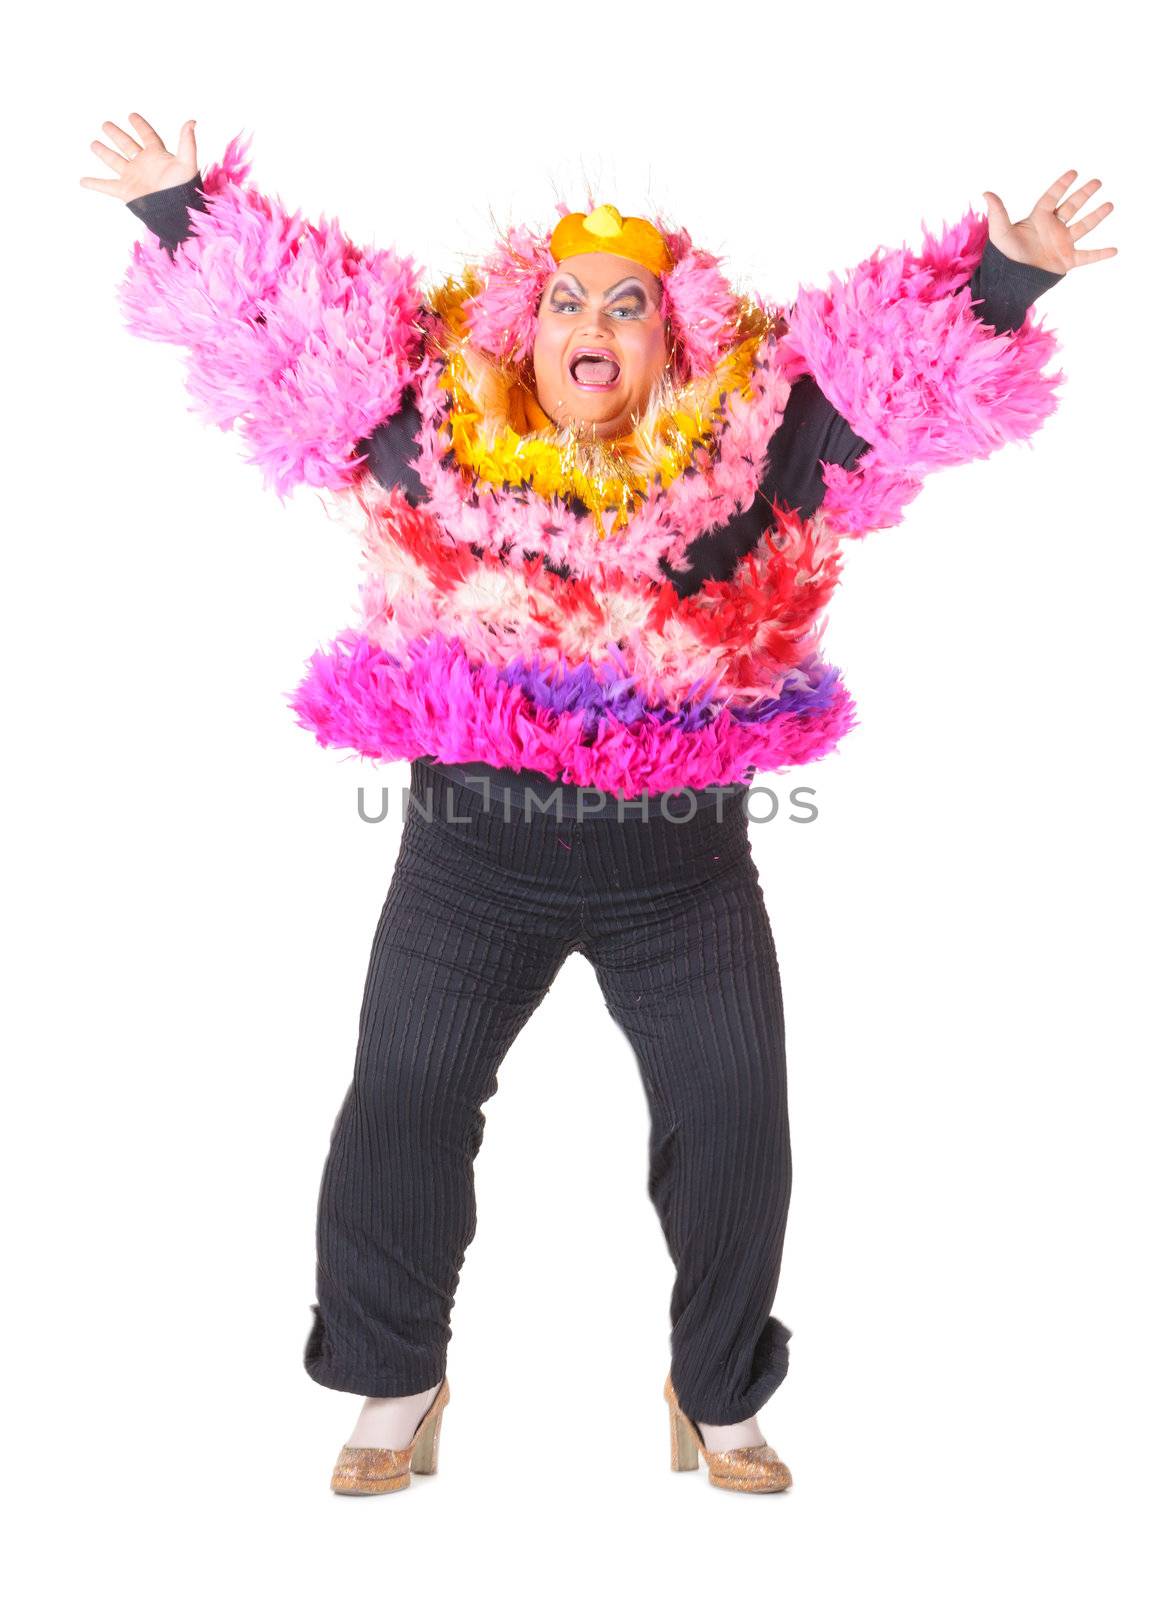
[982,170,1118,274]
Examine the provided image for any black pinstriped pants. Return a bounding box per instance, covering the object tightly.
[303,760,793,1425]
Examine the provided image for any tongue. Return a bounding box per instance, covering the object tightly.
[574,357,619,385]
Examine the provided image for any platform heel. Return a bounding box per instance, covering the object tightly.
[666,1376,700,1471]
[409,1396,443,1474]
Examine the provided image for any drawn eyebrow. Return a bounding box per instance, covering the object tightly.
[602,277,650,302]
[550,273,657,305]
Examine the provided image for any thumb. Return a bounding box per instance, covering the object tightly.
[176,118,198,170]
[982,189,1009,233]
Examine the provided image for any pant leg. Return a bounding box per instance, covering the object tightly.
[304,765,579,1396]
[578,807,792,1426]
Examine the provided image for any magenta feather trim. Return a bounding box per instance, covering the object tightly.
[289,631,856,794]
[117,134,426,499]
[780,210,1064,535]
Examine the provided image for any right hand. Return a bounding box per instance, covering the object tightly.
[80,114,198,203]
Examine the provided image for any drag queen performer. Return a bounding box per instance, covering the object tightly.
[82,113,1115,1495]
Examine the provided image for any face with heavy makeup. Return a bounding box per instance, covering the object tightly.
[532,252,670,440]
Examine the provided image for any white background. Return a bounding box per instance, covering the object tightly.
[4,0,1162,1593]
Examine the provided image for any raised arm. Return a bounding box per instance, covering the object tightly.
[773,170,1116,538]
[85,115,426,500]
[766,239,1066,521]
[127,174,431,505]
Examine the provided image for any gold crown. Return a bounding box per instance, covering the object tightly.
[549,204,673,278]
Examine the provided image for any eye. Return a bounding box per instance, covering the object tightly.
[609,305,639,320]
[551,298,581,313]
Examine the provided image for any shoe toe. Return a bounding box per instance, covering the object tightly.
[706,1443,792,1493]
[330,1444,412,1495]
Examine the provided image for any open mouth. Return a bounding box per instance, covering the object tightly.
[569,348,622,391]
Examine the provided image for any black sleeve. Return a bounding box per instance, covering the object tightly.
[125,173,208,260]
[357,395,426,501]
[763,238,1067,518]
[964,237,1065,334]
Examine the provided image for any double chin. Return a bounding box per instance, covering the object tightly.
[542,390,632,438]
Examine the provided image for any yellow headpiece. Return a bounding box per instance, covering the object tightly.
[549,204,674,279]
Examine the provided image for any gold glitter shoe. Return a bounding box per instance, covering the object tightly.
[329,1376,450,1496]
[664,1373,792,1494]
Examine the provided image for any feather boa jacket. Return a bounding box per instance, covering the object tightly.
[118,136,1064,797]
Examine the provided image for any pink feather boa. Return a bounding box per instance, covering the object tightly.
[779,210,1065,536]
[117,133,425,499]
[399,334,796,584]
